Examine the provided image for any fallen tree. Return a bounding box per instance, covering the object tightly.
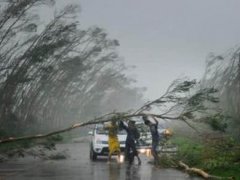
[0,112,188,144]
[178,161,235,180]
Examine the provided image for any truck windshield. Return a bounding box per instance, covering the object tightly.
[95,124,126,135]
[96,125,108,134]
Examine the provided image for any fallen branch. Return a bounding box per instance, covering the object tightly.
[178,161,235,180]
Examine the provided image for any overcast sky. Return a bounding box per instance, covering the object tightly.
[59,0,240,99]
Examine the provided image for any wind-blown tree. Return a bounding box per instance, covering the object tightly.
[0,0,144,136]
[0,0,59,134]
[201,47,240,137]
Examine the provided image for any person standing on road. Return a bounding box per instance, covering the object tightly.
[104,120,121,163]
[120,120,141,165]
[142,115,160,165]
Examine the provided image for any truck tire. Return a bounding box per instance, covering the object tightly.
[90,145,97,161]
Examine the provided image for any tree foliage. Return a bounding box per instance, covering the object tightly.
[201,47,240,137]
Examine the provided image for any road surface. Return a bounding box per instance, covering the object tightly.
[0,142,201,180]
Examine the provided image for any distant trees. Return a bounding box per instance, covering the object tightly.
[0,0,144,136]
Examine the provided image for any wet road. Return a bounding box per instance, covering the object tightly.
[0,142,201,180]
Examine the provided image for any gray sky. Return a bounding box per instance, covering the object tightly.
[65,0,240,99]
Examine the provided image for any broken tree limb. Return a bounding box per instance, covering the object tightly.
[178,161,235,180]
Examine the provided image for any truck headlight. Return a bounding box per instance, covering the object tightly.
[139,149,146,154]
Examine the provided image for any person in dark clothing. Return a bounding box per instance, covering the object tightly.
[142,115,160,165]
[120,120,141,165]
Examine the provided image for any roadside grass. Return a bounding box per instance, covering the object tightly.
[210,164,240,180]
[171,137,204,167]
[0,140,35,154]
[160,136,240,179]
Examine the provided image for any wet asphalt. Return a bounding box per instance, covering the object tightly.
[0,142,202,180]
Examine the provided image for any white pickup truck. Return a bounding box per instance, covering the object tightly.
[89,123,127,161]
